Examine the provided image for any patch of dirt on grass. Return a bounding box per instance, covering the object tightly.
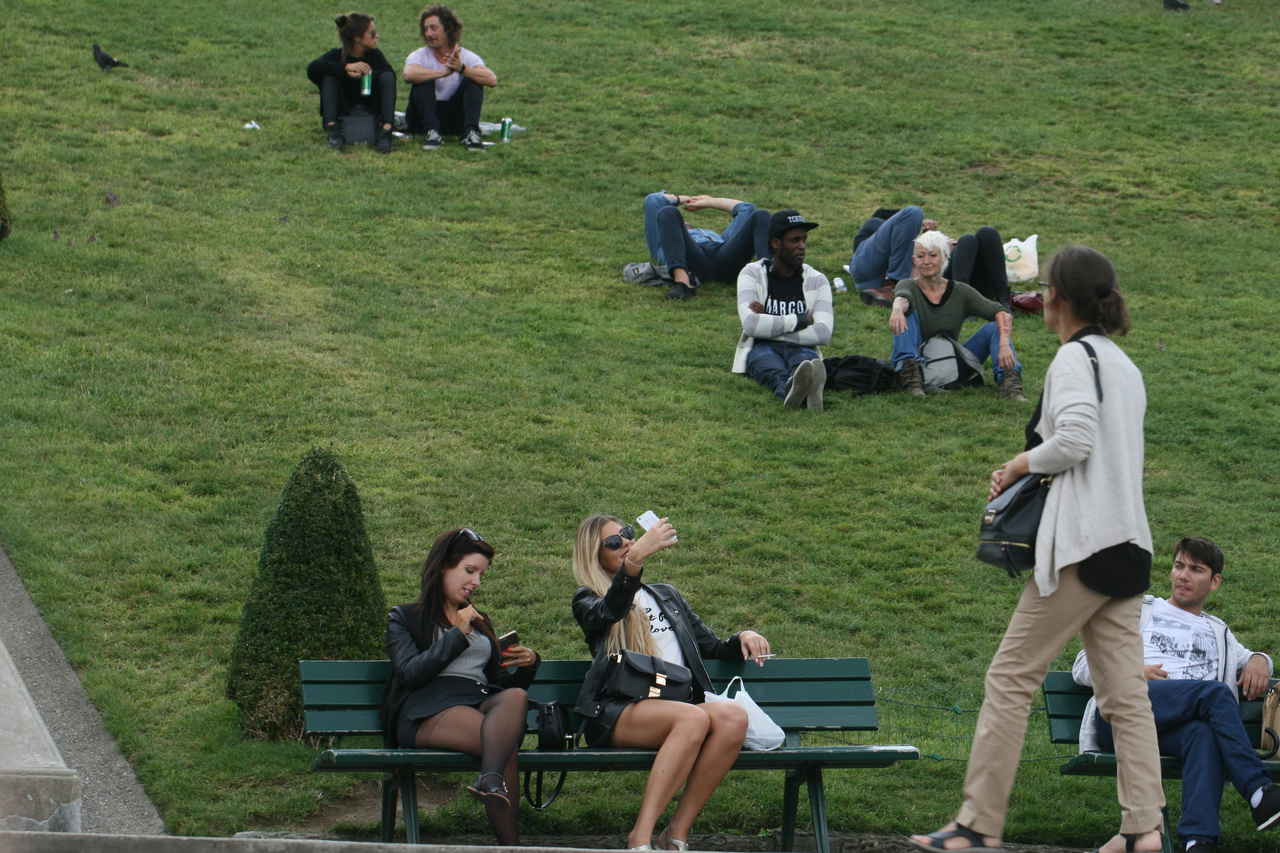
[292,776,459,837]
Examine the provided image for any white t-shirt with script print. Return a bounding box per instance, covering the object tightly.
[635,588,686,668]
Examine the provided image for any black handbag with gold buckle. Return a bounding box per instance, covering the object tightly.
[601,651,693,703]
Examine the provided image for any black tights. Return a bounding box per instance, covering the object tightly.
[414,688,527,844]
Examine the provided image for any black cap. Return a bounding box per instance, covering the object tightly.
[769,209,819,239]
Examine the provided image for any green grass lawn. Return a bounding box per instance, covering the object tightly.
[3,0,1279,847]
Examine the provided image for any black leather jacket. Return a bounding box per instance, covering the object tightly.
[383,603,538,745]
[571,568,742,718]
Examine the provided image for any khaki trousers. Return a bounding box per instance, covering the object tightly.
[956,565,1164,838]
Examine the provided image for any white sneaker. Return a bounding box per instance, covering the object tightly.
[783,360,814,409]
[806,358,826,411]
[421,129,443,150]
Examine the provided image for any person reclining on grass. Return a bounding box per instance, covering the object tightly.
[848,206,1039,312]
[731,210,832,411]
[622,191,771,301]
[1073,536,1280,853]
[403,4,497,153]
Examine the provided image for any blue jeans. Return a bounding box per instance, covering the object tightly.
[850,205,924,290]
[889,313,1021,383]
[1096,680,1272,845]
[746,340,818,400]
[643,193,769,284]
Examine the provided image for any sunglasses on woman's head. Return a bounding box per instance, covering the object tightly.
[451,527,485,548]
[600,525,635,551]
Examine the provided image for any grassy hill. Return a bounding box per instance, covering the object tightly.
[2,0,1278,845]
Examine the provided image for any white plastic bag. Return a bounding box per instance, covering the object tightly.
[1003,234,1039,283]
[704,676,785,751]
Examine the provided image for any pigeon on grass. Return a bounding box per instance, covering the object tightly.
[93,44,128,70]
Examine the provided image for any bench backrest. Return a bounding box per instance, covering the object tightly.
[300,657,879,739]
[1042,670,1270,745]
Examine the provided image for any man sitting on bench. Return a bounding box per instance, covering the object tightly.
[1072,536,1280,852]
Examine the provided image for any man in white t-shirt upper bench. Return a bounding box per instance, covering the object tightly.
[403,5,497,152]
[1073,536,1280,852]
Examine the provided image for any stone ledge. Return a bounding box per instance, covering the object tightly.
[0,640,81,832]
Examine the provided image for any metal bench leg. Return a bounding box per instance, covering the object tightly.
[380,773,398,842]
[1161,806,1173,853]
[781,769,803,850]
[398,770,420,844]
[805,767,830,853]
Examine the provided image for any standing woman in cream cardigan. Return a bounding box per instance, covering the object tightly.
[910,246,1164,853]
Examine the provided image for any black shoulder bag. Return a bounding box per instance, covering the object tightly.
[522,699,576,809]
[977,339,1101,576]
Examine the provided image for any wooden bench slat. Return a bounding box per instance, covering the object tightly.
[314,743,920,773]
[304,709,383,734]
[300,660,390,681]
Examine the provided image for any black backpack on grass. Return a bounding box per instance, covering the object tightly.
[822,355,898,395]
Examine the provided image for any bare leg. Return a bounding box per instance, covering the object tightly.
[665,702,747,841]
[610,700,711,848]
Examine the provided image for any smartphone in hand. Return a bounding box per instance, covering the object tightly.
[637,510,677,542]
[497,630,519,651]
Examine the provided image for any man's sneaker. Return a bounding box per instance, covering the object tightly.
[805,358,826,411]
[784,360,816,409]
[1253,784,1280,830]
[421,129,443,150]
[622,261,667,286]
[461,128,484,151]
[375,126,392,154]
[327,128,346,150]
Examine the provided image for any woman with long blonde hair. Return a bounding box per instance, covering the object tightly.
[571,514,772,851]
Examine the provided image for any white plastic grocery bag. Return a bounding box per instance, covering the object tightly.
[703,676,785,751]
[1003,234,1039,283]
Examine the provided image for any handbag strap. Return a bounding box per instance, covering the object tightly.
[1075,339,1102,402]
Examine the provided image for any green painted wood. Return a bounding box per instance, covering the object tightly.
[300,660,391,681]
[304,708,383,734]
[1042,671,1084,693]
[1048,716,1083,744]
[302,682,384,707]
[705,658,872,680]
[315,744,919,774]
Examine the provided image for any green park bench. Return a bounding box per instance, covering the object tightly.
[300,657,919,851]
[1042,671,1280,853]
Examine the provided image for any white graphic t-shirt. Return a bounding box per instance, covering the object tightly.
[403,46,484,101]
[635,588,685,667]
[1142,597,1218,680]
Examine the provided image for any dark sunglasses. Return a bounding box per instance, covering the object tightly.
[451,527,485,547]
[600,525,635,551]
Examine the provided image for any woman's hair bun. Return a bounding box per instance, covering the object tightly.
[335,14,349,28]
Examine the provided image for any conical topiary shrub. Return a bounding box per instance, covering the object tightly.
[227,448,387,739]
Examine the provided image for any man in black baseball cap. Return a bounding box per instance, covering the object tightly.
[731,209,833,411]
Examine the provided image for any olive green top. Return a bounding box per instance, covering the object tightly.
[893,278,1009,341]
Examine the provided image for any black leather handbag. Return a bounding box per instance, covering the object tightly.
[602,651,693,703]
[532,700,573,751]
[976,472,1053,577]
[977,338,1102,578]
[523,699,574,810]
